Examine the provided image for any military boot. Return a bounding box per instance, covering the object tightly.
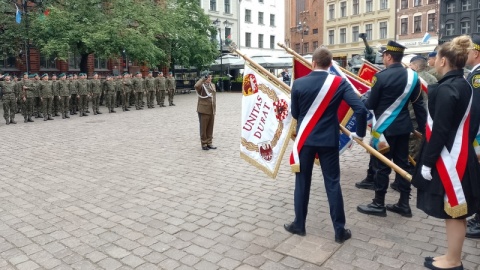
[27,116,34,122]
[82,111,88,117]
[10,118,16,124]
[357,192,387,217]
[44,115,48,121]
[62,113,66,119]
[24,116,28,123]
[111,109,116,113]
[96,110,102,114]
[386,192,412,217]
[65,112,70,118]
[466,214,480,239]
[54,112,60,117]
[38,113,44,118]
[355,169,375,190]
[47,115,54,120]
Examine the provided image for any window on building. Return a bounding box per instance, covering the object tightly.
[270,35,275,49]
[380,0,388,9]
[40,55,57,70]
[94,57,108,70]
[352,26,359,42]
[329,4,335,20]
[313,41,319,50]
[328,30,335,45]
[401,18,408,35]
[340,28,346,43]
[462,0,471,11]
[446,1,455,13]
[401,0,408,9]
[353,0,359,15]
[414,0,421,7]
[340,2,346,17]
[0,56,16,69]
[477,17,480,32]
[245,9,251,23]
[224,0,230,13]
[303,43,309,54]
[270,14,275,26]
[380,22,387,39]
[295,43,301,53]
[258,12,264,25]
[224,27,231,40]
[414,15,421,33]
[210,0,216,11]
[245,32,251,47]
[313,28,318,34]
[366,0,373,12]
[365,24,372,40]
[461,19,471,34]
[258,34,263,48]
[445,21,454,36]
[428,13,436,32]
[68,53,80,70]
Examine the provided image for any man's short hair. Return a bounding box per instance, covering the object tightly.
[312,47,332,68]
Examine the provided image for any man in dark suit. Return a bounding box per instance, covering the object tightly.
[357,41,427,218]
[284,47,368,243]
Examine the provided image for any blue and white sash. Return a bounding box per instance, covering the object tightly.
[371,69,418,149]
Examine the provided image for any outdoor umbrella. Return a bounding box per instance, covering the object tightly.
[210,54,241,71]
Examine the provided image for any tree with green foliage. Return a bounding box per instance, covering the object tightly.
[0,1,26,68]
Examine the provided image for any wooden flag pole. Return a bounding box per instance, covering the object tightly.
[339,125,412,181]
[229,43,290,92]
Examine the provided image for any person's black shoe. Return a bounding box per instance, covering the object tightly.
[86,110,91,113]
[5,120,9,125]
[47,115,54,120]
[335,229,352,244]
[386,203,412,217]
[207,145,217,149]
[24,118,28,123]
[357,202,387,217]
[390,182,400,192]
[467,214,479,226]
[111,110,116,113]
[355,179,375,190]
[10,120,16,124]
[283,223,306,236]
[425,257,435,262]
[65,114,70,118]
[28,117,34,122]
[202,146,209,150]
[466,222,480,239]
[125,108,130,111]
[424,260,463,270]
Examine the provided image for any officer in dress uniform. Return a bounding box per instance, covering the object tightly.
[465,34,480,239]
[357,41,427,218]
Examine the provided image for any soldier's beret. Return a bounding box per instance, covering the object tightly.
[67,74,73,78]
[148,71,153,74]
[93,72,98,75]
[428,51,437,58]
[41,73,48,78]
[23,72,28,76]
[410,56,427,63]
[13,75,17,79]
[136,71,141,75]
[28,74,35,78]
[59,73,66,77]
[51,74,57,77]
[3,73,9,77]
[123,72,129,75]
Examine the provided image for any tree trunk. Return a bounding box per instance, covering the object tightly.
[79,53,89,74]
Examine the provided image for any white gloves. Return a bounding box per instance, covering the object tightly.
[421,165,432,180]
[349,132,363,142]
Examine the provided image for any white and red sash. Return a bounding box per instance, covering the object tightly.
[290,74,342,172]
[425,90,473,218]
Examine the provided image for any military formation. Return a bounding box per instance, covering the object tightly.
[0,71,178,124]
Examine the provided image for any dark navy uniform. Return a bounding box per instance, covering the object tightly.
[358,40,427,218]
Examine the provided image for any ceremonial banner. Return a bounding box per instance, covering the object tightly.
[240,62,294,178]
[358,62,378,83]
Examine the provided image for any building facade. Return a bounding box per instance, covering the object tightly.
[397,0,439,55]
[324,0,395,66]
[236,0,285,57]
[284,0,324,56]
[439,0,480,43]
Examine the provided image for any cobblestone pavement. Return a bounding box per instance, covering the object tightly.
[0,92,479,270]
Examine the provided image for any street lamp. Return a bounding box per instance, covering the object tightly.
[213,19,233,92]
[297,21,309,55]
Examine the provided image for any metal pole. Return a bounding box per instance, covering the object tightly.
[219,27,223,91]
[24,0,30,73]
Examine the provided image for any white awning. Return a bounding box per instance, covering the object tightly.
[404,45,438,55]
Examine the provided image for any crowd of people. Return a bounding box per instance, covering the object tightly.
[285,35,480,270]
[0,71,178,124]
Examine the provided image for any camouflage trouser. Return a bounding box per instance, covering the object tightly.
[70,94,78,112]
[106,94,115,110]
[42,97,53,116]
[408,134,422,161]
[158,90,166,106]
[116,91,122,107]
[59,96,70,114]
[24,97,34,118]
[79,95,88,111]
[168,89,174,105]
[34,97,42,116]
[53,96,59,115]
[146,91,155,107]
[92,93,101,112]
[3,96,16,120]
[135,92,143,109]
[126,92,132,107]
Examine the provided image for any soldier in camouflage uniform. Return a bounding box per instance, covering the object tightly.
[115,74,124,109]
[166,72,176,106]
[57,73,70,119]
[155,72,167,107]
[104,75,116,113]
[89,72,103,115]
[77,73,90,117]
[69,74,79,115]
[145,71,156,108]
[39,73,54,121]
[51,74,60,117]
[33,73,43,118]
[16,73,28,117]
[23,74,36,123]
[0,74,17,124]
[123,73,133,111]
[133,72,144,110]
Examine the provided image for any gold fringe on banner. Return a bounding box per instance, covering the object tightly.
[444,202,468,218]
